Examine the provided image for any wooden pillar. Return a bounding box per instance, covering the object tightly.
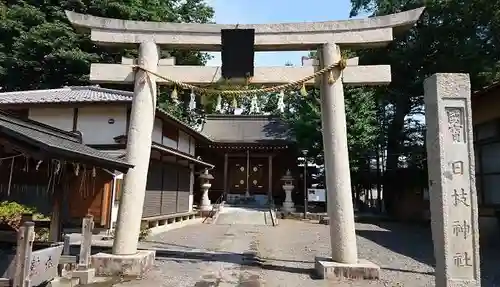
[268,155,273,204]
[223,153,228,196]
[49,182,64,242]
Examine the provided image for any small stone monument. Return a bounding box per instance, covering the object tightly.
[281,169,296,212]
[424,73,480,287]
[199,169,214,212]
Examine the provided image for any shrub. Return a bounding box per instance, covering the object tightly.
[0,201,48,233]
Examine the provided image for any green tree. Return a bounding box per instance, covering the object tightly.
[277,86,378,175]
[0,0,214,92]
[349,0,500,215]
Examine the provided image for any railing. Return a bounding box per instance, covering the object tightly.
[202,192,226,223]
[268,197,278,226]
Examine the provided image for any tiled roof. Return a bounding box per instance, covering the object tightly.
[0,111,132,172]
[0,86,210,141]
[0,86,133,104]
[200,114,294,143]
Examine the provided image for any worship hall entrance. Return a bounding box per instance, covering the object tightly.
[227,153,271,205]
[194,114,297,207]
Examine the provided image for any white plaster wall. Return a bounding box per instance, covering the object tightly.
[189,164,194,212]
[189,136,196,156]
[77,106,127,144]
[162,124,177,148]
[29,107,74,131]
[110,173,124,229]
[163,136,177,149]
[178,130,190,153]
[152,118,162,144]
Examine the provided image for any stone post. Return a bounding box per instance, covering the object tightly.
[424,73,480,287]
[78,215,94,270]
[14,221,34,287]
[314,43,380,281]
[199,169,214,212]
[318,43,358,264]
[112,41,159,255]
[281,170,296,213]
[73,215,96,284]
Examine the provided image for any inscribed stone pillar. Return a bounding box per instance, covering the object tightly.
[424,73,480,287]
[113,42,159,255]
[318,43,358,264]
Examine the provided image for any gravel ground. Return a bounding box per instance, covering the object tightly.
[99,219,500,287]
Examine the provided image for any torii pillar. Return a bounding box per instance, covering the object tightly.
[65,7,424,280]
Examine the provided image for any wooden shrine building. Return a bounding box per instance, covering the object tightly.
[196,114,297,206]
[0,110,132,241]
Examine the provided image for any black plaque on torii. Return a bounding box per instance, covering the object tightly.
[221,28,255,79]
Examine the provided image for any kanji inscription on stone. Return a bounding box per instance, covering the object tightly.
[424,74,479,286]
[452,188,470,207]
[453,252,473,268]
[452,220,471,239]
[446,108,465,143]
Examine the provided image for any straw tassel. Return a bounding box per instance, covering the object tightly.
[215,95,222,113]
[171,86,179,104]
[232,96,238,109]
[189,89,196,110]
[250,95,258,114]
[300,83,307,97]
[277,90,285,113]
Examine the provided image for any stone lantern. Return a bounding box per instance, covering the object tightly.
[281,169,296,212]
[199,169,214,212]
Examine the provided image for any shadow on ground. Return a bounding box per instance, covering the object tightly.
[80,245,316,279]
[356,221,500,286]
[356,222,435,266]
[153,249,315,277]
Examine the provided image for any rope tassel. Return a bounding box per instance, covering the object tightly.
[189,89,196,110]
[300,83,307,97]
[250,95,258,114]
[132,59,347,96]
[232,96,238,109]
[215,95,222,113]
[277,90,285,113]
[171,86,179,104]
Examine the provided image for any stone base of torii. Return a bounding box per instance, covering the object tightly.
[64,7,427,282]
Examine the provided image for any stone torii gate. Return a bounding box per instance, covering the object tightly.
[66,8,424,279]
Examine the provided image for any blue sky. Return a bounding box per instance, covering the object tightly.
[205,0,364,67]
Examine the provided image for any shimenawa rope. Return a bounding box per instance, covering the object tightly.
[132,58,347,96]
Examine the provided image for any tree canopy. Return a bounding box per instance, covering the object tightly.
[348,0,500,214]
[0,0,214,92]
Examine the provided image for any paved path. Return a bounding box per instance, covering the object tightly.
[215,206,269,225]
[95,218,500,287]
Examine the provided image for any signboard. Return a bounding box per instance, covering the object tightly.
[29,244,64,286]
[308,188,326,202]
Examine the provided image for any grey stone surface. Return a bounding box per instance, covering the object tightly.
[65,8,424,50]
[72,268,95,284]
[112,42,158,255]
[87,219,500,287]
[91,250,156,277]
[315,257,380,280]
[424,73,480,286]
[215,207,269,226]
[319,43,358,264]
[90,63,392,86]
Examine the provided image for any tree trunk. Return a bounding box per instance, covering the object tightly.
[383,97,411,216]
